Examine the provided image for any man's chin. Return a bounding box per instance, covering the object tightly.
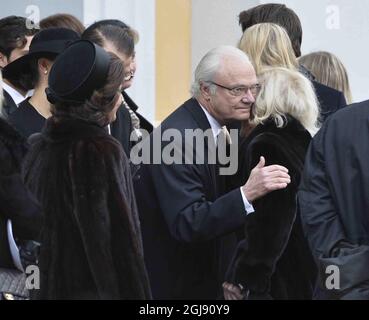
[234,109,250,120]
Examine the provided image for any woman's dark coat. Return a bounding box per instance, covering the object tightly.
[227,116,316,299]
[22,117,151,299]
[0,117,41,268]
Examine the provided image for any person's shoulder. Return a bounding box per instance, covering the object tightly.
[246,122,307,157]
[246,120,296,146]
[312,80,346,110]
[159,98,200,130]
[329,100,369,123]
[8,100,34,122]
[114,103,131,123]
[242,125,284,158]
[70,137,127,180]
[249,131,284,151]
[316,100,369,148]
[0,117,25,145]
[312,80,342,97]
[81,134,124,157]
[2,90,17,114]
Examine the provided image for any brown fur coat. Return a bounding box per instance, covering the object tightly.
[23,117,151,299]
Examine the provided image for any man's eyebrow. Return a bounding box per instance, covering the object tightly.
[231,83,259,87]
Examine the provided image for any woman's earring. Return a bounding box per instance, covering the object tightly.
[44,70,48,75]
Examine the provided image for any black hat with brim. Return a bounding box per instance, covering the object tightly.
[46,40,110,105]
[2,28,80,81]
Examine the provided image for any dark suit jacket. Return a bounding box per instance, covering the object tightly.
[134,98,247,299]
[312,80,347,121]
[110,91,153,157]
[0,118,41,268]
[299,66,346,121]
[299,100,369,299]
[2,90,18,116]
[123,91,153,134]
[8,99,46,138]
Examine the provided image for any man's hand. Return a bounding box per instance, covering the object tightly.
[242,156,290,203]
[223,282,245,300]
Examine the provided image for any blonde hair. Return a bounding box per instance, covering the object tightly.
[251,67,320,136]
[299,51,352,104]
[238,23,298,74]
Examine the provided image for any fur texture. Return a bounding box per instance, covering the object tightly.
[227,116,317,299]
[23,117,151,299]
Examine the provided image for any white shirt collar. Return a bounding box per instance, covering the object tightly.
[199,103,222,143]
[2,82,28,106]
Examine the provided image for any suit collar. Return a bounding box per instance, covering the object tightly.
[198,103,222,143]
[122,90,138,112]
[2,82,27,106]
[184,98,212,133]
[2,90,18,115]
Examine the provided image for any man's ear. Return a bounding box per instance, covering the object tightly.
[200,81,212,101]
[0,52,9,68]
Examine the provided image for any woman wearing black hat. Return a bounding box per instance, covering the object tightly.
[5,28,80,138]
[22,40,152,300]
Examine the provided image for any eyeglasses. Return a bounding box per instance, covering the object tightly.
[209,81,261,97]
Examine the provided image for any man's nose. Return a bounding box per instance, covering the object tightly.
[241,90,255,103]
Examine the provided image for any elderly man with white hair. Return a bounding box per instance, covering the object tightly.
[134,46,291,299]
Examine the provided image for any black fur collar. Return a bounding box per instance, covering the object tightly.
[247,115,311,142]
[239,115,312,155]
[42,117,109,143]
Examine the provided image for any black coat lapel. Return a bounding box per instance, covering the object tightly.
[122,91,153,133]
[184,98,212,133]
[3,90,18,115]
[184,98,220,196]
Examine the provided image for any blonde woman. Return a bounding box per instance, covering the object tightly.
[238,23,298,74]
[224,67,319,300]
[238,22,299,136]
[299,51,352,104]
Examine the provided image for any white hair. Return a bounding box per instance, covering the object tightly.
[191,45,251,97]
[252,67,320,136]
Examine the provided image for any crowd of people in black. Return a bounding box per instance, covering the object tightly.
[1,3,368,300]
